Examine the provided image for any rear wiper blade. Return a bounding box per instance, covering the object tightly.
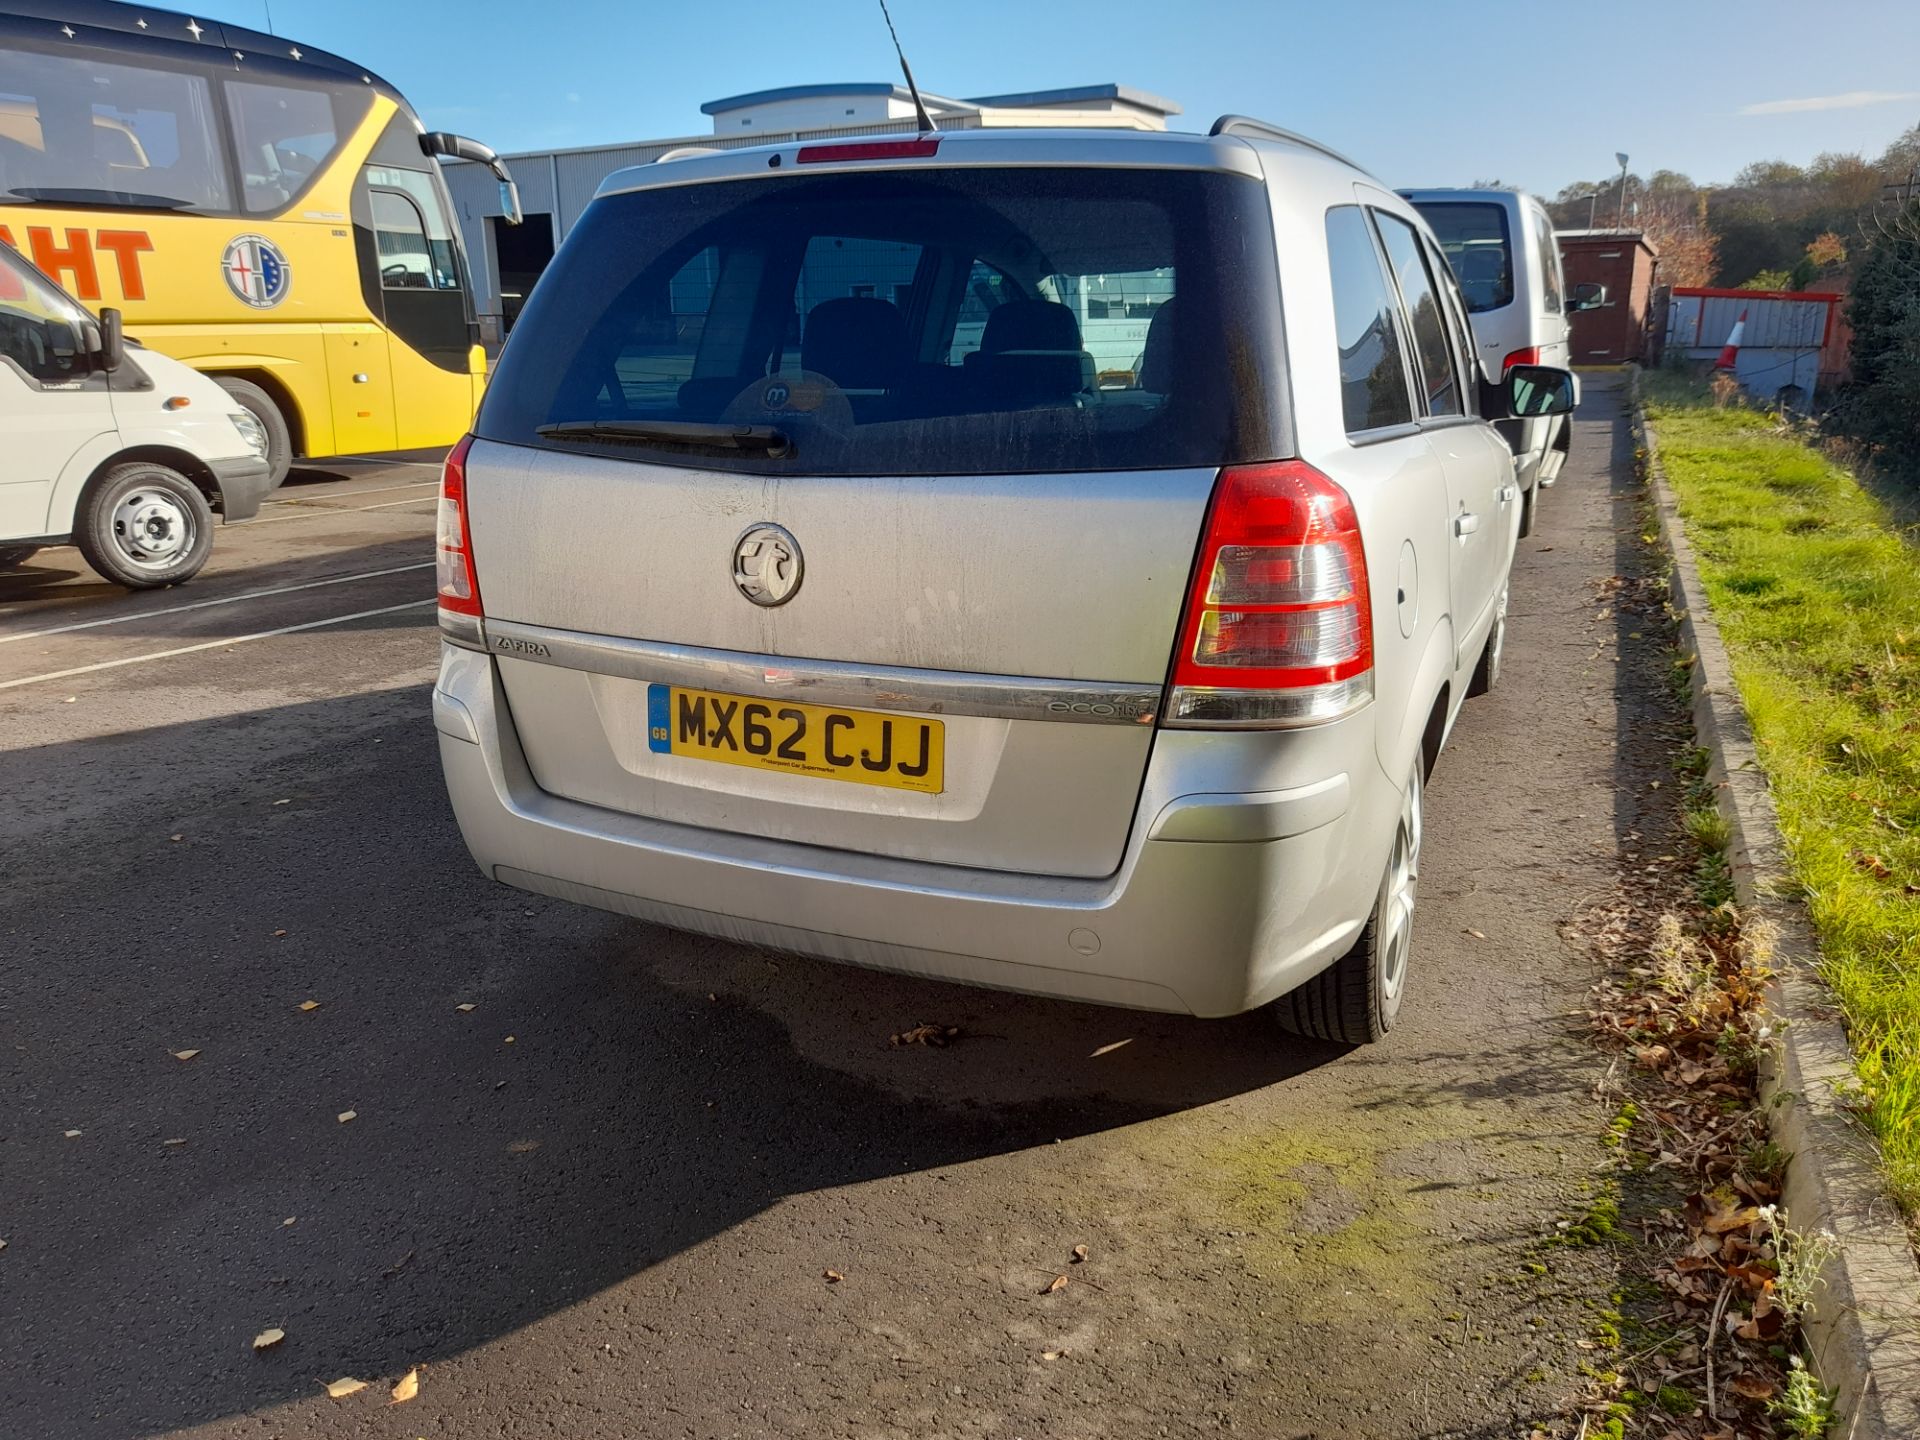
[536,419,791,456]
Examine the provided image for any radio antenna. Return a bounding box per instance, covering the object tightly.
[876,0,936,133]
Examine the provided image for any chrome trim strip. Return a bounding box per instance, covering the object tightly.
[1161,676,1373,730]
[483,619,1162,726]
[438,609,488,652]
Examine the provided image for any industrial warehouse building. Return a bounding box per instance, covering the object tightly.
[441,82,1181,340]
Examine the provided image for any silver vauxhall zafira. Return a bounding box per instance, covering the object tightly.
[433,121,1567,1044]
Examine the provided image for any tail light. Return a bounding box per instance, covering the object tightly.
[436,434,484,647]
[1501,346,1541,374]
[1166,461,1374,728]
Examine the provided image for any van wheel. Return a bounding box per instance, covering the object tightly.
[1516,481,1538,538]
[74,462,214,590]
[212,376,292,489]
[0,545,40,570]
[1277,761,1421,1045]
[1467,583,1508,698]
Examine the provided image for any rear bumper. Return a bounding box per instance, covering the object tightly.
[434,644,1397,1018]
[208,454,274,522]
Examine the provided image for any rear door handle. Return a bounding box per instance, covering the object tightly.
[1454,512,1480,537]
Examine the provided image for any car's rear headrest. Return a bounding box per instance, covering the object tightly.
[801,297,908,391]
[1138,297,1178,393]
[982,299,1082,356]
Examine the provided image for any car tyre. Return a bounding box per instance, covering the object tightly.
[212,376,292,490]
[1277,760,1422,1045]
[74,462,214,590]
[1467,582,1508,698]
[0,544,41,570]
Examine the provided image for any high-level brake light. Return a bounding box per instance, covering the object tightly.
[795,138,941,165]
[1166,461,1374,728]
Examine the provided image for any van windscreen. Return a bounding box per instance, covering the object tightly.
[1414,201,1513,314]
[476,166,1286,476]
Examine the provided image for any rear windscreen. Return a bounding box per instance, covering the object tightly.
[1413,201,1513,313]
[476,165,1287,476]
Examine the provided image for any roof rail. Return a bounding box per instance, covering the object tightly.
[1208,116,1373,178]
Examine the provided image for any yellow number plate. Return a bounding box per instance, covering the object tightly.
[646,684,944,794]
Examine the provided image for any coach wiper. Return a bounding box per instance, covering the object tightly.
[2,187,196,209]
[536,420,793,457]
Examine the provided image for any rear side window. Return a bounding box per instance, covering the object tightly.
[478,166,1286,476]
[1414,201,1512,313]
[1324,205,1412,435]
[1532,208,1564,314]
[1373,211,1464,418]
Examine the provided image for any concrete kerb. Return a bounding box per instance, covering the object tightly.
[1629,370,1920,1436]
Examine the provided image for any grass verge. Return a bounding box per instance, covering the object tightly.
[1641,369,1920,1214]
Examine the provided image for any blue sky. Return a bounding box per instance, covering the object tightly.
[204,0,1919,194]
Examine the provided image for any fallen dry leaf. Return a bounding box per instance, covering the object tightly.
[282,1217,297,1227]
[390,1367,419,1404]
[273,798,292,806]
[321,1377,367,1399]
[1851,849,1893,879]
[1071,1245,1089,1263]
[1042,1349,1067,1361]
[169,834,183,842]
[1463,927,1487,939]
[823,1269,844,1283]
[162,1138,187,1148]
[336,1110,357,1124]
[0,1239,9,1251]
[454,1003,475,1013]
[503,1035,515,1045]
[1042,1274,1068,1295]
[253,1327,284,1351]
[273,929,288,938]
[1088,1039,1133,1058]
[1634,1044,1670,1068]
[890,1023,960,1048]
[505,1139,539,1154]
[1730,1372,1777,1401]
[63,1129,81,1139]
[172,1049,200,1062]
[298,1000,321,1012]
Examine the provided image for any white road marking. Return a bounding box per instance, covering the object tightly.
[265,480,438,506]
[0,601,435,691]
[0,564,434,645]
[355,495,441,511]
[245,494,443,526]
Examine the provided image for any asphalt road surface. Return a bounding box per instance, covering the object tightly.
[1,381,1673,1439]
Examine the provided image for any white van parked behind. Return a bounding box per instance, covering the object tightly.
[1,243,272,588]
[1401,188,1601,537]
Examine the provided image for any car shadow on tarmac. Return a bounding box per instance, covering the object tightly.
[0,683,1348,1437]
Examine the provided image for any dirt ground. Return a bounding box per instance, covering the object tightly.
[0,379,1679,1437]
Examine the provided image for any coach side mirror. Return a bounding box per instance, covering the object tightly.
[1507,363,1576,418]
[95,306,125,374]
[1567,282,1607,313]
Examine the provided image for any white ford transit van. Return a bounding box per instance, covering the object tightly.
[0,243,272,588]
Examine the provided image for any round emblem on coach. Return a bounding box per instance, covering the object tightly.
[221,234,292,308]
[732,523,803,607]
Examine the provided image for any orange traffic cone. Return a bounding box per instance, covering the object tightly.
[1714,309,1747,371]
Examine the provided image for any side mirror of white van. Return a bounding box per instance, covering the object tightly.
[95,307,126,374]
[1506,364,1576,418]
[1567,282,1607,313]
